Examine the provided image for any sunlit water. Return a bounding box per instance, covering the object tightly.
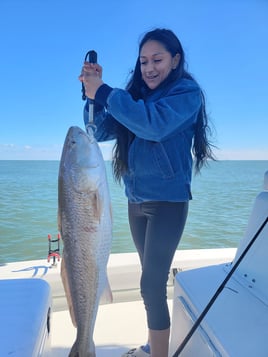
[0,160,267,263]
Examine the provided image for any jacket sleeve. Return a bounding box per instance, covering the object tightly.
[83,100,119,142]
[103,80,201,142]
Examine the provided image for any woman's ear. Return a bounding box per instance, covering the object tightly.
[172,53,181,69]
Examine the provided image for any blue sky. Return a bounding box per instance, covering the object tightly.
[0,0,267,160]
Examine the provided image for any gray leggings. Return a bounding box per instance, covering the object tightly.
[128,201,188,330]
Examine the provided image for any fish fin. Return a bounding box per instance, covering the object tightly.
[92,191,103,223]
[100,272,113,304]
[61,256,77,327]
[109,203,113,222]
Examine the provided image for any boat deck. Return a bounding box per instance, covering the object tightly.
[49,248,235,356]
[0,248,236,357]
[51,299,171,356]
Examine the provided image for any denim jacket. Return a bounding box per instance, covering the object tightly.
[84,78,202,203]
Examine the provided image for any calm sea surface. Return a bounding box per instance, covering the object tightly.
[0,160,267,264]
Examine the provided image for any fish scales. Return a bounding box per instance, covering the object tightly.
[58,126,112,357]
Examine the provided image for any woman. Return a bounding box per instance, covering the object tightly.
[79,28,215,357]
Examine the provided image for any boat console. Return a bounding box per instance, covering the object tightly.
[170,171,268,357]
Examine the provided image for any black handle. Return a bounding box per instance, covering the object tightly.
[82,50,98,100]
[85,50,97,64]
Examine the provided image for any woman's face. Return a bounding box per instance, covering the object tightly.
[140,40,180,90]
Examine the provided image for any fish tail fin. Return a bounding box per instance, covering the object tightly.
[68,341,79,356]
[61,256,77,327]
[69,341,96,357]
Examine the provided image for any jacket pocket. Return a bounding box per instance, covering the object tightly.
[152,142,176,178]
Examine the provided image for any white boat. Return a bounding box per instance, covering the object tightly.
[0,170,267,357]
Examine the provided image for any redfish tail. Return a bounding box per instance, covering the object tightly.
[69,340,96,357]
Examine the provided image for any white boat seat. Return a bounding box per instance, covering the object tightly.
[232,170,268,303]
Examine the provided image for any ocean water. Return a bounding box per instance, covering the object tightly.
[0,160,267,264]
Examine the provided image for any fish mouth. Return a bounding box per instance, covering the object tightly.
[67,126,93,145]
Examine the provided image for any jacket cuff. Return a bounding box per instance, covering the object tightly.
[95,84,113,107]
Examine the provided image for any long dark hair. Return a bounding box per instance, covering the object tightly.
[113,28,215,182]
